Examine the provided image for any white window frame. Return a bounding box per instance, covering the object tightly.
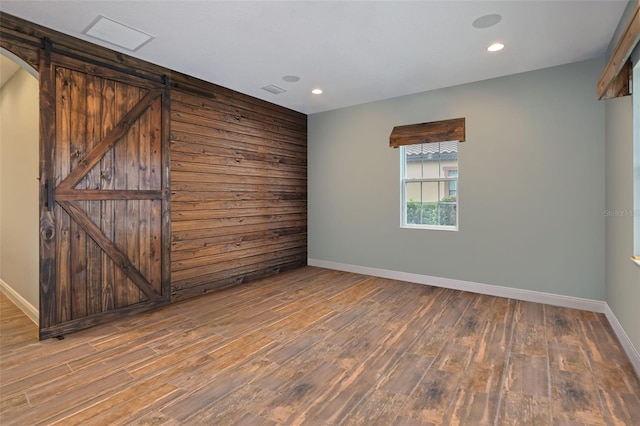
[400,143,459,231]
[633,59,640,266]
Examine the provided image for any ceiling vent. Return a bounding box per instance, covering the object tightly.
[262,84,287,95]
[83,15,154,51]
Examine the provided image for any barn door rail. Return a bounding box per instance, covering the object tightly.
[2,28,165,85]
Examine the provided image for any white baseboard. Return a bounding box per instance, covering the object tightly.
[604,303,640,378]
[308,258,606,313]
[0,279,38,325]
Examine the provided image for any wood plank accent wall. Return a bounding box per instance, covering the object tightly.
[169,90,307,300]
[1,12,307,335]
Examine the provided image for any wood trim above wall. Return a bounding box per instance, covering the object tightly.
[600,59,632,100]
[598,2,640,100]
[389,117,466,148]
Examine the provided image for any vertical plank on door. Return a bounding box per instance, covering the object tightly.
[55,66,71,323]
[125,85,143,305]
[138,105,151,299]
[39,56,57,333]
[160,85,171,299]
[68,69,87,320]
[113,82,128,308]
[100,79,116,312]
[84,74,103,316]
[149,98,163,293]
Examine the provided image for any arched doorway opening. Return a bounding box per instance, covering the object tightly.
[0,48,40,324]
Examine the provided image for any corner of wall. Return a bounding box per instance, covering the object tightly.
[605,302,640,378]
[0,278,38,324]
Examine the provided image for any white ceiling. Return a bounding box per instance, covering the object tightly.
[0,1,628,114]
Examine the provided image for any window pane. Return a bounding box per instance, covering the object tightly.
[405,181,423,204]
[406,181,436,225]
[438,193,457,227]
[447,169,458,198]
[404,181,456,227]
[448,181,457,196]
[405,157,424,179]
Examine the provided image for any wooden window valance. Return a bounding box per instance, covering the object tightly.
[598,3,640,100]
[389,117,465,148]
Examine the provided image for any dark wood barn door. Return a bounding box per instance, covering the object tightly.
[39,56,170,339]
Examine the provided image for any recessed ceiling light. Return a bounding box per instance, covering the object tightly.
[473,14,502,29]
[282,75,300,83]
[312,88,323,95]
[83,15,154,51]
[487,43,505,52]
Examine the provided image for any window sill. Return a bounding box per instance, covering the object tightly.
[633,257,640,268]
[401,224,458,232]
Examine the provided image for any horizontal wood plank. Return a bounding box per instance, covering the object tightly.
[171,190,306,203]
[172,151,305,176]
[171,246,306,282]
[171,233,306,262]
[171,89,306,131]
[171,224,305,250]
[172,159,305,180]
[172,220,307,242]
[171,205,307,222]
[55,189,163,201]
[171,133,305,161]
[172,100,306,144]
[170,256,308,299]
[171,112,304,152]
[171,238,306,272]
[171,213,307,232]
[172,199,307,213]
[171,83,306,129]
[171,122,305,156]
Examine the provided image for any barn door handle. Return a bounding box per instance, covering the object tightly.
[46,179,54,211]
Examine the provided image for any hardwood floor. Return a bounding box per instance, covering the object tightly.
[1,266,639,425]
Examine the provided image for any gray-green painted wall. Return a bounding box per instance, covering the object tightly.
[308,58,606,300]
[605,95,640,354]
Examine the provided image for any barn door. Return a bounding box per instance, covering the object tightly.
[39,55,170,339]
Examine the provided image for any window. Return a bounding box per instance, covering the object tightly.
[401,141,458,230]
[390,117,465,230]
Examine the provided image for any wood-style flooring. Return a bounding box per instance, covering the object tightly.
[1,266,639,425]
